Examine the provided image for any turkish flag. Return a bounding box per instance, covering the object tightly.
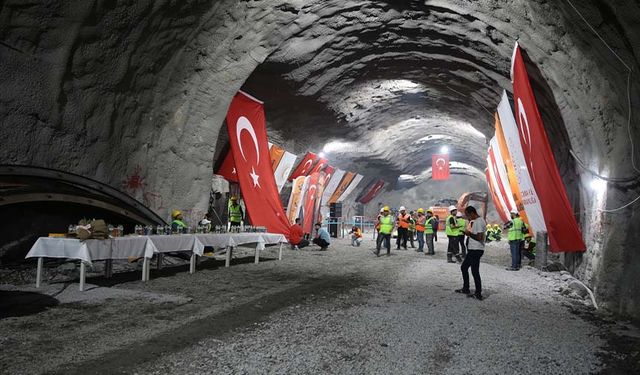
[289,152,318,181]
[358,179,385,204]
[431,154,450,180]
[511,43,585,252]
[225,91,290,237]
[216,148,238,183]
[310,158,328,174]
[302,172,320,234]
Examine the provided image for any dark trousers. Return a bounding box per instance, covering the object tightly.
[510,240,522,269]
[396,228,408,249]
[458,235,466,257]
[519,242,535,266]
[293,239,309,249]
[461,250,484,294]
[313,238,330,248]
[376,233,391,255]
[408,230,415,248]
[447,236,461,261]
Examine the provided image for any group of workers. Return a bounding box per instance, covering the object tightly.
[503,210,536,270]
[374,205,439,256]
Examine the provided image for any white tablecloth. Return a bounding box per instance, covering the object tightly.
[26,233,288,263]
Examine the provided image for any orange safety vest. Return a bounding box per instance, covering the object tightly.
[398,213,410,229]
[415,216,426,232]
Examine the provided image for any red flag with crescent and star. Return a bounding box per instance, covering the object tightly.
[289,152,318,181]
[216,148,238,183]
[358,179,386,204]
[431,154,449,180]
[302,172,321,234]
[310,157,328,174]
[511,42,585,252]
[225,90,291,237]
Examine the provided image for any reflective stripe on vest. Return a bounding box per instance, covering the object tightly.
[425,217,435,234]
[508,217,524,241]
[416,216,426,232]
[445,215,456,236]
[398,214,410,229]
[379,216,393,234]
[172,219,187,228]
[229,204,242,222]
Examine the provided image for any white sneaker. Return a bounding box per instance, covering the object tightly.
[294,245,299,250]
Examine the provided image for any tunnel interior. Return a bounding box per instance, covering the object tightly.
[1,0,640,318]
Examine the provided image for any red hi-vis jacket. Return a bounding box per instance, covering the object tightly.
[397,213,410,229]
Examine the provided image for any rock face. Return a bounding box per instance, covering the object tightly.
[1,1,640,317]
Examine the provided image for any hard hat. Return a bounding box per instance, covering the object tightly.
[426,209,433,214]
[456,212,463,217]
[448,205,457,212]
[383,206,390,211]
[510,210,518,215]
[399,206,406,211]
[230,196,238,201]
[380,207,385,213]
[417,208,424,214]
[171,210,182,219]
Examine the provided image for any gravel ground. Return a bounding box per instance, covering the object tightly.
[1,237,638,374]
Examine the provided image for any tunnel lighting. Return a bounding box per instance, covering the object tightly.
[323,141,350,153]
[440,146,449,154]
[318,152,326,158]
[590,178,607,192]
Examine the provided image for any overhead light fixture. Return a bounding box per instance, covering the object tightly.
[318,152,326,158]
[440,146,449,154]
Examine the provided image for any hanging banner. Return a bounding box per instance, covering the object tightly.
[319,168,346,219]
[489,137,517,211]
[269,144,286,171]
[495,112,528,232]
[329,172,355,204]
[358,179,386,204]
[337,174,363,202]
[302,172,321,234]
[216,149,238,183]
[287,175,308,224]
[485,168,510,223]
[511,43,585,252]
[313,172,328,223]
[274,150,297,193]
[431,154,450,180]
[225,90,290,237]
[487,147,512,221]
[310,157,328,174]
[289,152,318,181]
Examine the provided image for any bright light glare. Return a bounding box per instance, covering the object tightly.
[440,146,449,154]
[318,152,326,158]
[323,141,350,153]
[590,178,607,192]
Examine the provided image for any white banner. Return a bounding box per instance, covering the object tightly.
[286,176,308,224]
[497,90,547,233]
[319,169,346,219]
[337,174,363,202]
[489,137,517,211]
[274,151,297,192]
[486,148,512,221]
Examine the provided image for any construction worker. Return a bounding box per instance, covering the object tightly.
[415,208,426,253]
[396,206,410,250]
[521,232,536,266]
[349,226,363,247]
[375,206,394,256]
[485,225,495,242]
[456,211,467,258]
[407,210,416,248]
[504,210,525,270]
[171,210,188,233]
[228,196,244,228]
[425,209,437,255]
[493,224,502,241]
[445,205,462,263]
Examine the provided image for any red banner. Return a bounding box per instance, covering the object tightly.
[216,149,238,183]
[358,179,385,204]
[310,158,328,174]
[485,168,509,223]
[302,172,320,234]
[225,91,290,237]
[289,152,318,181]
[511,43,585,252]
[431,154,450,180]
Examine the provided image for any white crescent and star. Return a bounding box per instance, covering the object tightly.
[435,157,446,171]
[301,159,313,174]
[236,116,261,188]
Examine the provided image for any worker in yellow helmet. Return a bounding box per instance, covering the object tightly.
[171,210,187,233]
[228,195,244,228]
[415,208,427,253]
[425,208,437,255]
[375,206,395,257]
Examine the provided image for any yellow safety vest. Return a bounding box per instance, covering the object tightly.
[456,218,466,236]
[425,217,435,234]
[229,204,242,222]
[445,214,457,236]
[508,217,525,241]
[379,215,393,234]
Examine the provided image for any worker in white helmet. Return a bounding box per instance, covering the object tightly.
[396,206,410,250]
